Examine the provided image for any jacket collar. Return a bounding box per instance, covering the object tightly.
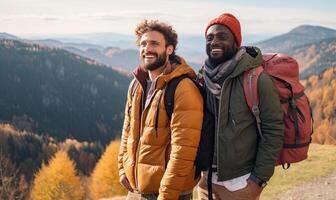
[132,55,196,90]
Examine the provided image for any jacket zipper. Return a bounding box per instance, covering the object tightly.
[134,88,144,191]
[216,76,234,179]
[134,89,158,191]
[154,91,163,135]
[216,78,228,178]
[230,109,236,126]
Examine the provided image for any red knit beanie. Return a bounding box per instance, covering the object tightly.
[205,13,242,47]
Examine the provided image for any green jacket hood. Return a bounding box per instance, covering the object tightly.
[229,46,263,78]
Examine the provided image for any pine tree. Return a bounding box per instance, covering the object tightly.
[31,150,84,200]
[89,140,126,199]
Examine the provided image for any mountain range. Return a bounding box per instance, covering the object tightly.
[0,39,130,143]
[6,25,336,79]
[289,37,336,78]
[11,32,271,71]
[1,24,336,142]
[0,32,20,40]
[255,25,336,78]
[256,25,336,53]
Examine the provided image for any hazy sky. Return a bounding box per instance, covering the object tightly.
[1,0,336,37]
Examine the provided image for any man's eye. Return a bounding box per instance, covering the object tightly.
[217,35,227,40]
[206,36,213,41]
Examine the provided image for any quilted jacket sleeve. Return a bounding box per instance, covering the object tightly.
[158,78,203,200]
[118,80,135,177]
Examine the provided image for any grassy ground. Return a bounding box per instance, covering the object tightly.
[192,143,336,200]
[260,143,336,199]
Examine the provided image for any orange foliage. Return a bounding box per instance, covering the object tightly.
[88,140,126,199]
[31,150,84,200]
[304,67,336,144]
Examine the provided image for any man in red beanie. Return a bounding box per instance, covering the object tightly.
[198,13,284,200]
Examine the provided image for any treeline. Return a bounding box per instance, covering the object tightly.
[302,66,336,144]
[0,124,124,199]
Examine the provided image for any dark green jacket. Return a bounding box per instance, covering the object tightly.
[216,47,284,182]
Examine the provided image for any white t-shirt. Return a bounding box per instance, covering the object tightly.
[203,171,251,192]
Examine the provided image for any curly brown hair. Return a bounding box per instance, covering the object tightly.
[135,19,178,60]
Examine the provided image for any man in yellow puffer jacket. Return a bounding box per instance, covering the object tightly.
[118,19,204,200]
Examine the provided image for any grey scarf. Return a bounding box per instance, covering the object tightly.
[203,48,246,99]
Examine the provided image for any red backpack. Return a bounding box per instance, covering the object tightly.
[243,53,313,168]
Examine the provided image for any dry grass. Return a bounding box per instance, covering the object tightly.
[260,143,336,199]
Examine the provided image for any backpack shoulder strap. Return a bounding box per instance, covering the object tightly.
[164,74,189,119]
[243,66,264,139]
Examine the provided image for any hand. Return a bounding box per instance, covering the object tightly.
[247,178,263,194]
[120,174,133,192]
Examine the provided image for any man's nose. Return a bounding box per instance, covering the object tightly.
[143,44,154,52]
[211,37,220,47]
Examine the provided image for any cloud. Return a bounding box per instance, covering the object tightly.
[0,11,173,22]
[78,11,175,21]
[43,17,60,21]
[1,3,335,36]
[1,14,65,21]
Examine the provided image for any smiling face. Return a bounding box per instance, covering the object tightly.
[139,31,173,71]
[206,24,238,65]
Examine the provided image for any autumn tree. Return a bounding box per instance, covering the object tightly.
[305,67,336,144]
[89,140,126,199]
[31,150,84,200]
[0,152,29,199]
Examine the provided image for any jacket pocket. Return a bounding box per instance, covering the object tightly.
[137,163,164,193]
[230,106,253,125]
[123,156,135,189]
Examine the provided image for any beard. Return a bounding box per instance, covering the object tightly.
[141,51,167,71]
[206,44,237,66]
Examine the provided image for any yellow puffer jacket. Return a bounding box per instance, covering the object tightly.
[118,57,203,200]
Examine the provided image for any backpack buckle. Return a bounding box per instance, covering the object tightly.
[289,98,296,109]
[252,106,260,116]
